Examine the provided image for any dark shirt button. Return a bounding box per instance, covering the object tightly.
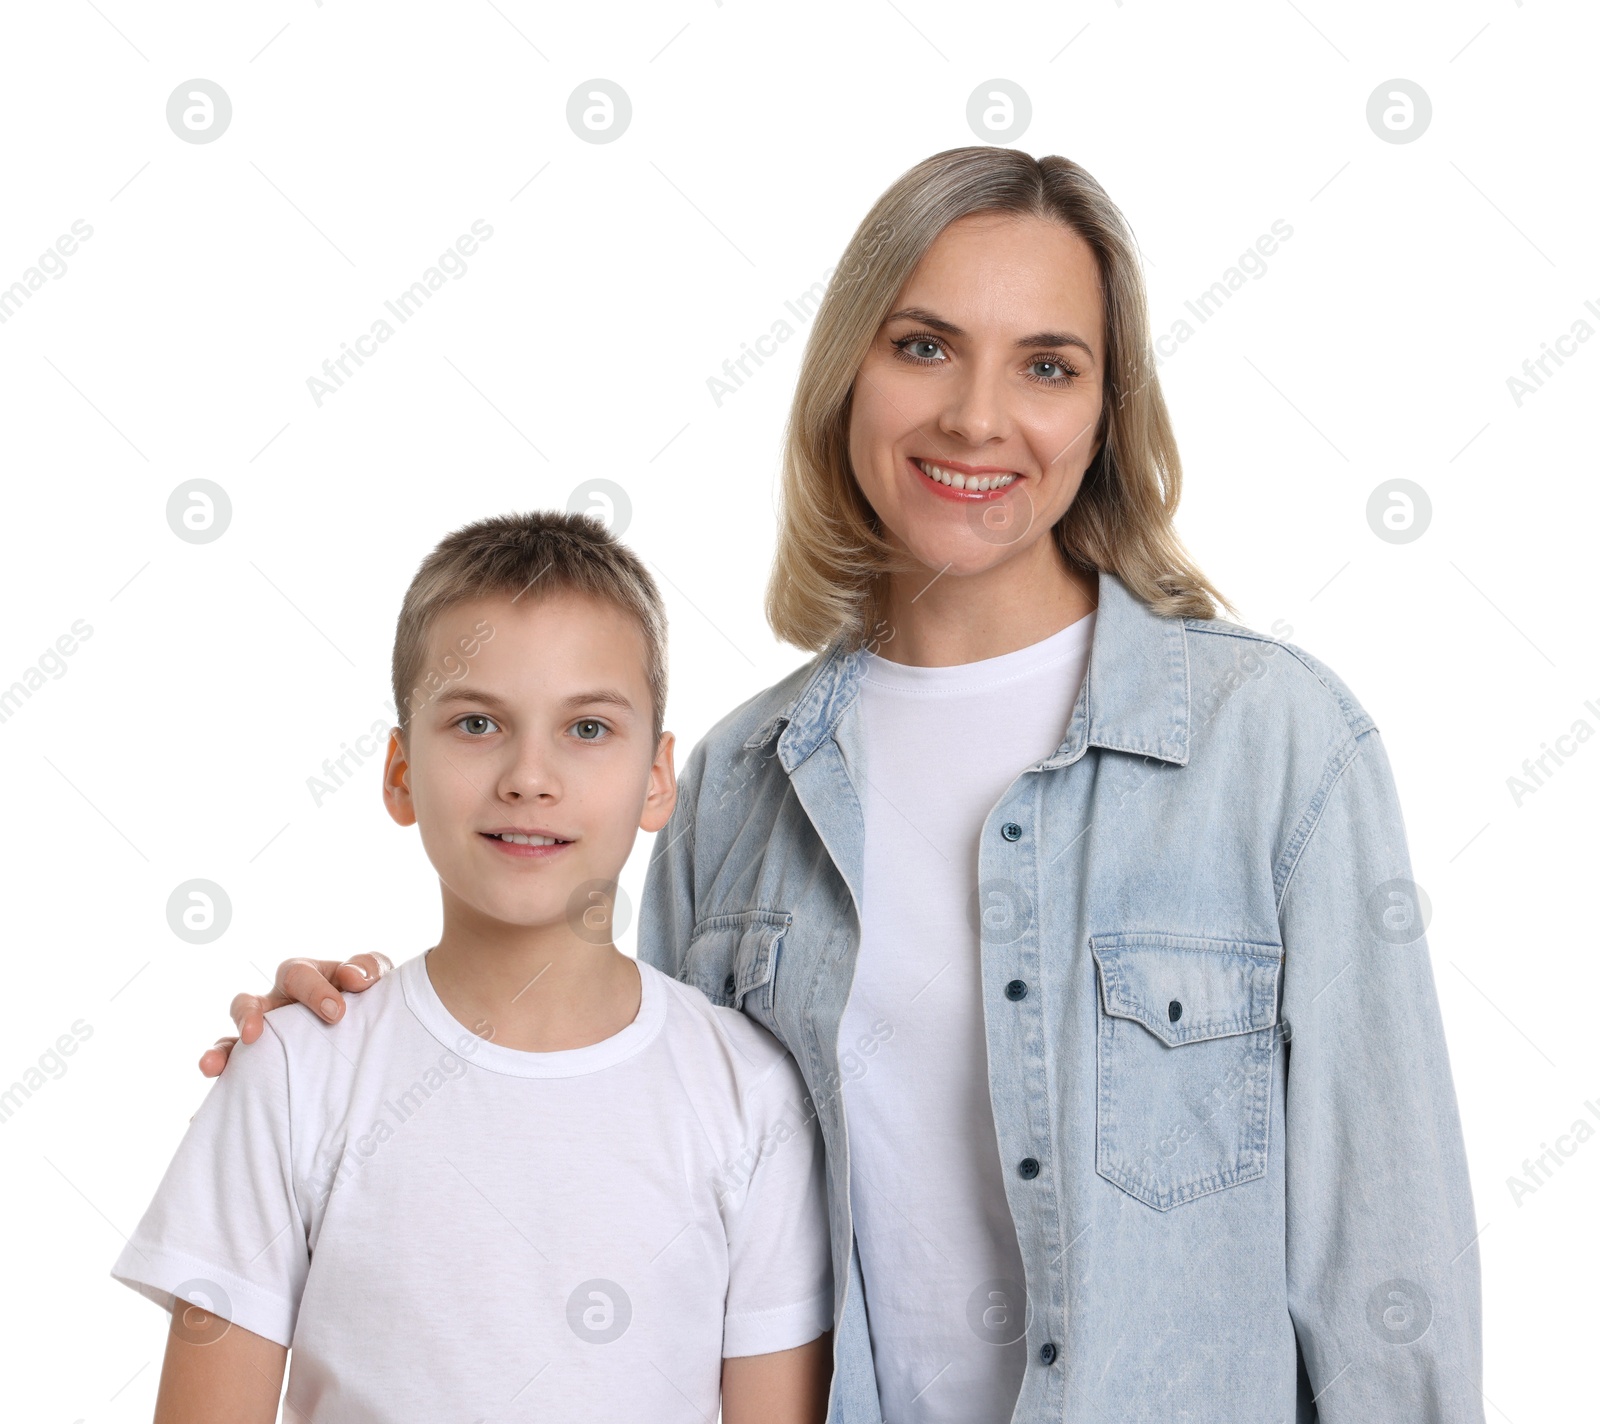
[1005,979,1028,1001]
[1168,999,1183,1022]
[1040,1341,1058,1365]
[1018,1156,1040,1179]
[1001,821,1023,842]
[724,973,737,997]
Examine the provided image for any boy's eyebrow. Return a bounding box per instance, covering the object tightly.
[885,305,1095,357]
[560,688,637,715]
[432,685,637,715]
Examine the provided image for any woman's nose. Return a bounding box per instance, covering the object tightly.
[937,364,1010,447]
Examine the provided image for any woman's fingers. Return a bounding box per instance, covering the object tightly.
[275,958,351,1024]
[198,1036,237,1079]
[331,952,393,991]
[227,990,277,1043]
[262,954,392,1025]
[209,955,394,1077]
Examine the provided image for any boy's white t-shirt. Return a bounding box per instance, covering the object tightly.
[838,612,1094,1424]
[111,952,832,1423]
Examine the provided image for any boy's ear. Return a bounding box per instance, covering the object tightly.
[639,730,677,834]
[382,728,416,827]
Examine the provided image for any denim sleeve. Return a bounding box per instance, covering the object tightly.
[1277,728,1485,1423]
[638,734,706,980]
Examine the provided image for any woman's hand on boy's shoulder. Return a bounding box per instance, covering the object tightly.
[197,954,393,1078]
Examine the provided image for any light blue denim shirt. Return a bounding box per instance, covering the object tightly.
[639,570,1484,1424]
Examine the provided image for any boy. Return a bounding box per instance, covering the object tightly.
[111,512,834,1422]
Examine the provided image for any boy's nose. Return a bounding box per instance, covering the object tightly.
[498,747,559,800]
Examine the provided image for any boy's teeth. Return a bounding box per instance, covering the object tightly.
[496,832,560,846]
[916,458,1017,492]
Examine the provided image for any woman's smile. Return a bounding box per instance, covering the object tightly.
[908,455,1020,500]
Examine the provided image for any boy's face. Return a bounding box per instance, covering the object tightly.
[382,590,675,943]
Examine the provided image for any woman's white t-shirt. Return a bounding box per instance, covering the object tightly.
[111,952,832,1422]
[840,611,1095,1424]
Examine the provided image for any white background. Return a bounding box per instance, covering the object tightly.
[2,1,1594,1420]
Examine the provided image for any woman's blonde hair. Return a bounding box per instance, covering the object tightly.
[765,145,1232,652]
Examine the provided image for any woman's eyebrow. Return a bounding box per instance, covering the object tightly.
[885,306,1094,357]
[886,306,964,335]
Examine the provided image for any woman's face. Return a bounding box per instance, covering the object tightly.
[847,211,1106,580]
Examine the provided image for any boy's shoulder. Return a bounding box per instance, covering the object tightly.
[643,960,800,1092]
[258,956,409,1060]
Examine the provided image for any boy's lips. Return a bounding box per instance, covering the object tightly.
[480,828,573,859]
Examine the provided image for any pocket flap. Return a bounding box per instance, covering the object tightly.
[1090,934,1281,1047]
[685,909,791,1006]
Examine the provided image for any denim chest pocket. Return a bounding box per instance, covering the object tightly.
[1090,933,1283,1211]
[682,908,792,1034]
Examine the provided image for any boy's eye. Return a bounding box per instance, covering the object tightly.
[571,718,608,741]
[455,714,499,736]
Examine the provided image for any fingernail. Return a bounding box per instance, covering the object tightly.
[349,963,369,980]
[320,998,339,1020]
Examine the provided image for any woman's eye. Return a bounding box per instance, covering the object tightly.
[571,718,608,741]
[1028,358,1079,385]
[456,714,499,736]
[893,335,947,363]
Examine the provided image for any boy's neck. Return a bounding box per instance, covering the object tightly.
[424,915,643,1054]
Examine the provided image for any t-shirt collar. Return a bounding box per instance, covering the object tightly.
[400,951,667,1079]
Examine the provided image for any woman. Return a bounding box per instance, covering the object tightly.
[204,147,1483,1423]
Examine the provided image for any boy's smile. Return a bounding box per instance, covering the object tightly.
[481,827,574,857]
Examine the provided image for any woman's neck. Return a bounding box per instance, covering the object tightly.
[871,537,1097,668]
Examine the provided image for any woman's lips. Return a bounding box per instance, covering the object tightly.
[907,455,1020,502]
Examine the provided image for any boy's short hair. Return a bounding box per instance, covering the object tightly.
[392,510,668,746]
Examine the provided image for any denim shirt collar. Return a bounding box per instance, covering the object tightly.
[743,570,1193,774]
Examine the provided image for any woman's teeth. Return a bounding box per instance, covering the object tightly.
[915,458,1018,492]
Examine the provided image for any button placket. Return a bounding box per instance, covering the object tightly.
[989,793,1061,1394]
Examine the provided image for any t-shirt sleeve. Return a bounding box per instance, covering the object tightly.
[110,1019,309,1347]
[720,1051,834,1358]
